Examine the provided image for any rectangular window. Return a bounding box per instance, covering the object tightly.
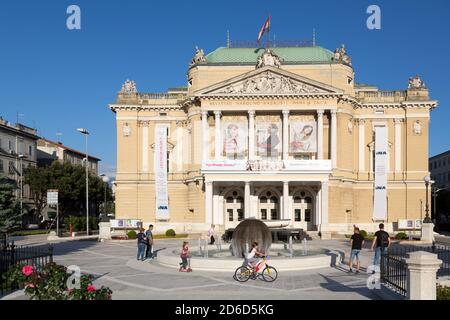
[295,209,301,222]
[28,145,33,157]
[305,209,312,222]
[8,140,12,151]
[237,209,244,221]
[8,161,14,174]
[270,209,277,220]
[0,159,3,172]
[228,209,233,222]
[261,209,267,220]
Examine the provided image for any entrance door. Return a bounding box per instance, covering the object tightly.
[292,192,314,230]
[259,190,279,220]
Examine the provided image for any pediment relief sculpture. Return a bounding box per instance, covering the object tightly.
[216,71,323,95]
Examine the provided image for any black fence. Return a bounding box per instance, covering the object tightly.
[381,243,450,297]
[0,240,53,297]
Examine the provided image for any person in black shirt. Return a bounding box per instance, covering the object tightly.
[371,223,391,266]
[348,227,364,273]
[145,225,154,260]
[136,228,147,261]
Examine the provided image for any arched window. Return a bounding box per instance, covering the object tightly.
[305,197,312,204]
[260,196,267,203]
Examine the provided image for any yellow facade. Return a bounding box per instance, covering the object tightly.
[110,45,437,235]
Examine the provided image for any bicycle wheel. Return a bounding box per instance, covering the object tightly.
[234,266,251,282]
[262,265,278,282]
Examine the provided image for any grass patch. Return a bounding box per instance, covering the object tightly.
[11,229,50,236]
[153,234,188,239]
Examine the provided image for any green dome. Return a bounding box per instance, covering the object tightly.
[205,46,335,65]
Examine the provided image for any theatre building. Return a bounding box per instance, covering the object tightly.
[109,43,437,236]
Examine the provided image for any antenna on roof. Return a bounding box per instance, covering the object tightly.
[56,129,63,143]
[227,30,230,48]
[313,28,316,46]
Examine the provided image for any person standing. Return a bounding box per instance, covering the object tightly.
[136,228,147,261]
[145,224,154,260]
[371,223,391,267]
[208,224,215,245]
[348,227,364,273]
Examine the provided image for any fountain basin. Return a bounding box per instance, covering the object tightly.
[156,243,343,272]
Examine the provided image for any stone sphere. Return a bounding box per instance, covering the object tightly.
[231,218,272,258]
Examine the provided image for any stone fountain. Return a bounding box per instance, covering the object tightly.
[231,218,272,258]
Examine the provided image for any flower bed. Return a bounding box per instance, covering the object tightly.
[3,262,112,300]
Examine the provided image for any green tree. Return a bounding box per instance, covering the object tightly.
[0,175,23,234]
[24,165,50,220]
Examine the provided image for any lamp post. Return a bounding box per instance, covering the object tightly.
[423,175,433,223]
[77,128,90,235]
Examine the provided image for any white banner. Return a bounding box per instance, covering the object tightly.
[373,126,388,220]
[155,126,169,220]
[222,122,248,159]
[290,121,317,153]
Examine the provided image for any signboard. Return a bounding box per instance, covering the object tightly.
[154,126,169,220]
[201,160,332,172]
[47,190,58,205]
[110,219,142,229]
[373,126,388,220]
[398,219,423,230]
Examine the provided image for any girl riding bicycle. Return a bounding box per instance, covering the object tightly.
[245,242,265,270]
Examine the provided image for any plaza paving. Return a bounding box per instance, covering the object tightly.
[6,235,381,300]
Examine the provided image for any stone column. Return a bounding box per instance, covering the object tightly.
[214,111,222,160]
[213,185,220,225]
[421,223,435,243]
[330,110,337,168]
[405,251,442,300]
[282,110,290,160]
[205,181,213,225]
[201,111,209,162]
[358,119,366,172]
[283,181,290,220]
[248,110,255,160]
[394,119,402,173]
[244,182,251,218]
[317,110,324,160]
[320,181,329,236]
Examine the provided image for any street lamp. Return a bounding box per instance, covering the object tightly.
[423,175,433,223]
[100,174,110,215]
[18,154,26,216]
[77,128,90,235]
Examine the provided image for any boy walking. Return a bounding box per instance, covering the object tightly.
[371,223,391,267]
[136,228,147,261]
[348,227,364,273]
[145,224,154,260]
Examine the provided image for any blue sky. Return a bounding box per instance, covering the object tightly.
[1,0,449,176]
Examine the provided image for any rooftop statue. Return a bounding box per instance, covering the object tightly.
[256,48,283,69]
[120,79,137,93]
[190,46,207,66]
[408,75,426,89]
[333,44,352,66]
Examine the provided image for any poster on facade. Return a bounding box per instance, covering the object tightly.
[154,126,169,220]
[256,122,281,158]
[222,122,248,159]
[373,126,388,221]
[289,121,317,153]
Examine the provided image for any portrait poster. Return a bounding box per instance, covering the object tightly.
[290,121,317,153]
[222,122,248,159]
[256,122,281,158]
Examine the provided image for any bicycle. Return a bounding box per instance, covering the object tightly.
[234,256,278,282]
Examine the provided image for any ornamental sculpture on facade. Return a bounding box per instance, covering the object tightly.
[413,120,422,135]
[190,46,207,66]
[120,79,137,93]
[408,75,426,89]
[333,44,352,66]
[218,71,322,94]
[256,48,283,69]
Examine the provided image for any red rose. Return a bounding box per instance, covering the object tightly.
[22,265,34,277]
[87,285,95,292]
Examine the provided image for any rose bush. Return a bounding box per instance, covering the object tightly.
[4,262,112,300]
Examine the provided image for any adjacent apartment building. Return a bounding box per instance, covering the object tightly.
[37,138,101,174]
[429,150,450,189]
[0,117,39,210]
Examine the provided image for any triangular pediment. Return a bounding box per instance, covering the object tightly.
[195,66,343,97]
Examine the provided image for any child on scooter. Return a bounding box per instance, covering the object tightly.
[179,241,192,272]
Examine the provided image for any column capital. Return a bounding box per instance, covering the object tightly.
[282,109,290,116]
[394,118,404,124]
[244,181,250,186]
[201,110,208,117]
[317,110,325,116]
[205,181,213,186]
[330,109,338,115]
[283,181,289,186]
[213,110,222,117]
[358,119,366,125]
[248,110,256,117]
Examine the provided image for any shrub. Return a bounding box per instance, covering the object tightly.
[359,230,368,239]
[4,262,112,300]
[165,229,176,237]
[127,230,137,239]
[395,232,409,240]
[437,285,450,300]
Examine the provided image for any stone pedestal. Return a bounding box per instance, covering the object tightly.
[405,251,442,300]
[421,223,435,243]
[99,222,112,240]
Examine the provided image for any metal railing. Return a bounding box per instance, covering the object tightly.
[0,241,54,297]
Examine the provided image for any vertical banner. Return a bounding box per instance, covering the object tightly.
[256,122,281,158]
[155,126,169,220]
[290,121,317,153]
[373,126,388,220]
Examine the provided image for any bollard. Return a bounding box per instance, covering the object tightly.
[198,238,202,256]
[289,236,293,258]
[205,239,209,259]
[302,238,307,256]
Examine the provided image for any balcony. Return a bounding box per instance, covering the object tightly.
[356,90,406,104]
